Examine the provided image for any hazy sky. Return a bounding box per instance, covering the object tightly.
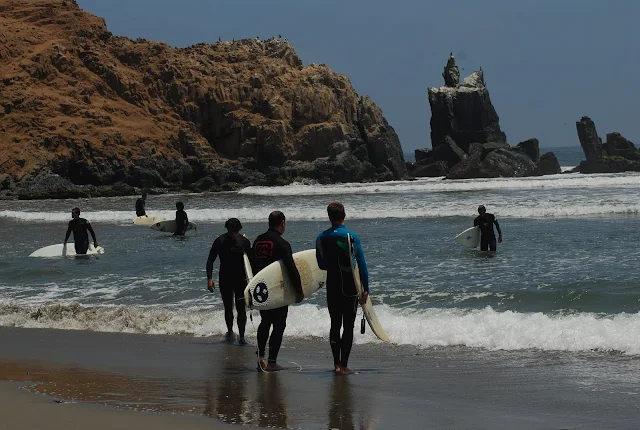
[77,0,639,152]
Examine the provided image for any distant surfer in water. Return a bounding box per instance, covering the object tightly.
[474,205,502,251]
[174,201,188,236]
[135,193,147,217]
[316,202,369,375]
[206,218,251,344]
[251,211,304,371]
[64,207,98,255]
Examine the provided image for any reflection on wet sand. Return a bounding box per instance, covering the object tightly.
[0,360,203,414]
[329,375,354,430]
[204,352,251,425]
[256,372,289,428]
[329,375,373,430]
[0,355,372,429]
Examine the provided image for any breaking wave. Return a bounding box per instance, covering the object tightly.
[2,302,639,355]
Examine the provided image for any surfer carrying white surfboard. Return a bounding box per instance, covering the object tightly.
[135,193,147,217]
[173,201,189,236]
[251,211,303,371]
[316,202,369,375]
[474,205,503,251]
[206,218,252,345]
[64,207,98,255]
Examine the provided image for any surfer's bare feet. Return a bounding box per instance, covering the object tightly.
[339,367,355,375]
[238,336,247,345]
[265,362,283,371]
[224,331,234,342]
[334,365,342,374]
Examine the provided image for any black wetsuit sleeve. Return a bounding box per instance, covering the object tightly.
[280,239,303,295]
[493,216,502,235]
[473,217,479,227]
[64,221,73,242]
[206,238,219,280]
[315,235,327,270]
[87,222,97,242]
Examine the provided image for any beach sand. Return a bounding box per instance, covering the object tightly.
[1,326,639,429]
[0,381,234,430]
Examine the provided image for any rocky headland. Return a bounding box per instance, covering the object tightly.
[0,0,406,199]
[574,116,640,173]
[407,55,561,179]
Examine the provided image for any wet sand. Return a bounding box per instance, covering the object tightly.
[0,381,234,430]
[1,326,639,429]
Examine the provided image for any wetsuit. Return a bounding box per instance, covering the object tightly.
[316,224,369,369]
[174,209,189,235]
[64,218,97,255]
[206,233,251,338]
[135,198,146,216]
[474,213,502,251]
[251,228,302,364]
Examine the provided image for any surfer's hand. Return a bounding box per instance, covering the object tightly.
[498,234,503,243]
[359,291,369,305]
[295,292,304,303]
[207,279,215,292]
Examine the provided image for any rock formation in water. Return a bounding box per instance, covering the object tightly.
[407,56,560,179]
[574,116,640,174]
[0,0,406,199]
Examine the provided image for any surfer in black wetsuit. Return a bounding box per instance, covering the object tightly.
[251,211,303,371]
[473,205,502,251]
[174,201,189,236]
[135,193,147,217]
[316,202,369,375]
[206,218,252,344]
[64,207,98,255]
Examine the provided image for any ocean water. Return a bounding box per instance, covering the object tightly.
[3,146,640,356]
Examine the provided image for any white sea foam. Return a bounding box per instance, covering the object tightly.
[3,171,640,223]
[239,172,640,196]
[2,302,639,355]
[3,199,640,223]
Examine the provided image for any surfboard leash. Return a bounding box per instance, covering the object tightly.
[248,309,302,373]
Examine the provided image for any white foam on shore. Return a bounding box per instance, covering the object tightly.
[2,302,639,355]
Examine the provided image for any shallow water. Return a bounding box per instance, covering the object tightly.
[2,156,640,355]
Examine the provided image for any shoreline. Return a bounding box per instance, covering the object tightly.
[1,326,640,429]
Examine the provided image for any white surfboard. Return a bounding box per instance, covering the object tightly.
[29,243,105,258]
[347,233,390,343]
[455,226,480,248]
[244,253,254,284]
[133,215,165,226]
[244,249,326,310]
[150,220,197,233]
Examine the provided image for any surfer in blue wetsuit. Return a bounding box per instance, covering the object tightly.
[64,207,98,255]
[251,211,303,371]
[474,205,502,251]
[316,202,369,375]
[206,218,251,345]
[174,201,189,236]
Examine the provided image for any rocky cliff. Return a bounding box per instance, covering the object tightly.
[408,56,560,179]
[0,0,406,199]
[575,116,640,173]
